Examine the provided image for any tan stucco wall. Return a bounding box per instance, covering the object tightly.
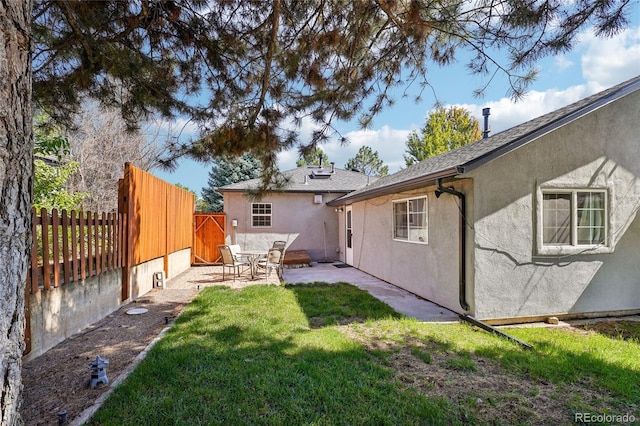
[468,89,640,320]
[223,192,344,261]
[347,182,470,314]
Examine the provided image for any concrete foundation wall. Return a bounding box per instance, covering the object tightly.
[168,248,191,279]
[24,269,122,362]
[129,257,165,299]
[129,248,191,298]
[26,248,193,361]
[468,89,640,321]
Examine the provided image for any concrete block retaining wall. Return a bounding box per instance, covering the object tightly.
[25,248,192,361]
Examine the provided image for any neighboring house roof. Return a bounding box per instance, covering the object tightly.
[329,75,640,206]
[218,165,376,194]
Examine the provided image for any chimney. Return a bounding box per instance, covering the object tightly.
[482,108,491,139]
[330,162,335,173]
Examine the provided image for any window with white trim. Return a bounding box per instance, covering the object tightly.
[393,196,428,243]
[251,203,272,227]
[542,190,607,246]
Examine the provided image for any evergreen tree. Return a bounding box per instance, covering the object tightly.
[296,148,329,167]
[202,154,263,212]
[404,106,482,166]
[345,146,389,176]
[32,1,631,177]
[1,1,634,422]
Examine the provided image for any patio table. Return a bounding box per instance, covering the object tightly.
[238,250,268,280]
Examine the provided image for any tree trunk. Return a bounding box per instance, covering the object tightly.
[0,1,33,425]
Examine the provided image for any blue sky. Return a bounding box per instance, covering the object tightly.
[153,19,640,197]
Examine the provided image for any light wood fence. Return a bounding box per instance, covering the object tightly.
[118,162,194,300]
[27,208,124,294]
[25,162,194,356]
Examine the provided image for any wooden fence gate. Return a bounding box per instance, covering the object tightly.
[192,213,226,264]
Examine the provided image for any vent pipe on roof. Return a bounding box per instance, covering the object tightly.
[482,108,491,139]
[318,154,323,169]
[330,162,335,173]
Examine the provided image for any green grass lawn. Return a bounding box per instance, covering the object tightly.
[87,283,640,426]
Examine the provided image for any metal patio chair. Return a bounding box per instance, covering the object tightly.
[218,244,250,281]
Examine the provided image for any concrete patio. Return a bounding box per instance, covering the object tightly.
[165,262,460,323]
[283,262,460,322]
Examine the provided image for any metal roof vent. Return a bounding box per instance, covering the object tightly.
[482,108,491,139]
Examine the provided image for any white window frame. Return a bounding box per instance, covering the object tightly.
[251,203,272,228]
[537,188,611,256]
[392,196,428,244]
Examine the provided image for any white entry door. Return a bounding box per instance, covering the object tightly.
[345,206,353,265]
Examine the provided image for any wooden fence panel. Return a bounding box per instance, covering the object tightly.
[71,211,78,282]
[41,208,51,290]
[119,163,195,275]
[28,208,123,295]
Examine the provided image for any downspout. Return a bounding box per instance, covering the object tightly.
[435,178,470,311]
[436,179,533,349]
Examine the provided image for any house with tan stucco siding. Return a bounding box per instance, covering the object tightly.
[328,76,640,323]
[218,164,373,261]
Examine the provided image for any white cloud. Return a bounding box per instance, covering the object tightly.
[278,125,412,173]
[580,26,640,88]
[554,55,574,72]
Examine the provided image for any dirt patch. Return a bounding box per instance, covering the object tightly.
[20,291,194,426]
[573,321,640,341]
[20,265,280,426]
[341,321,637,426]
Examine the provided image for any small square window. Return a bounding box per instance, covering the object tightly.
[251,203,272,228]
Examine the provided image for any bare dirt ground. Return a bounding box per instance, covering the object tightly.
[20,267,638,425]
[344,318,640,425]
[20,266,280,426]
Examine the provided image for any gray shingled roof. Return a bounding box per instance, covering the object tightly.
[218,165,376,193]
[328,75,640,206]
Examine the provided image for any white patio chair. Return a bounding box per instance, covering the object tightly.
[257,248,282,279]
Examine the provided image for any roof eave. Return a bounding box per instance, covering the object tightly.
[461,76,640,173]
[327,167,460,206]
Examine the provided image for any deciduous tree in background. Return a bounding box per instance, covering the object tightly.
[2,0,634,422]
[33,116,88,211]
[345,146,389,177]
[64,102,163,212]
[404,106,482,166]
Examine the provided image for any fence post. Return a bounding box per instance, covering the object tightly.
[41,208,51,290]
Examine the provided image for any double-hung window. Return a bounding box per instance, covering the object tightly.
[542,190,607,247]
[251,203,272,228]
[393,196,428,243]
